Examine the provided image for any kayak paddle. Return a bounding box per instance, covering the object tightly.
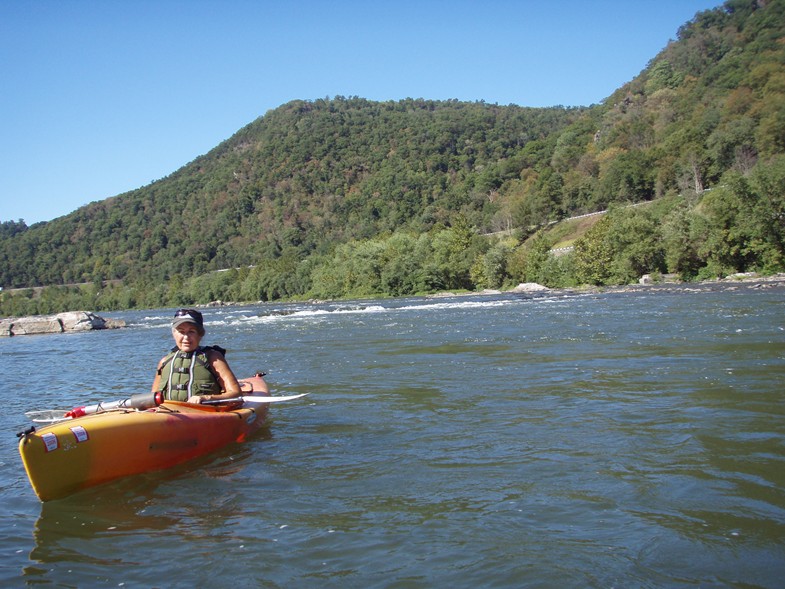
[25,393,308,423]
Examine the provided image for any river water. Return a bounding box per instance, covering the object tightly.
[1,284,784,587]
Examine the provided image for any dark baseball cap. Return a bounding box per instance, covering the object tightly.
[172,308,204,329]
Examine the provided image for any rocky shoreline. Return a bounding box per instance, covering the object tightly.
[0,311,126,337]
[571,271,785,296]
[444,272,785,298]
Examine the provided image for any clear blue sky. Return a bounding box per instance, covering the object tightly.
[1,0,721,225]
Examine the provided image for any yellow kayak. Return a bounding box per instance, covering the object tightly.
[19,374,272,502]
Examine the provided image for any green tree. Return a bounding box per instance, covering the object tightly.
[573,207,665,285]
[470,239,513,289]
[748,154,785,269]
[598,150,655,203]
[573,217,615,285]
[508,232,553,285]
[661,200,701,277]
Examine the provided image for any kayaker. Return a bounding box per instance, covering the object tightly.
[151,308,242,404]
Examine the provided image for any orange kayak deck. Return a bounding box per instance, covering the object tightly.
[19,375,270,502]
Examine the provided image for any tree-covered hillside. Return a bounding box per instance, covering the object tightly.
[1,0,784,316]
[0,99,582,288]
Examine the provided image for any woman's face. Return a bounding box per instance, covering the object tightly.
[172,323,202,352]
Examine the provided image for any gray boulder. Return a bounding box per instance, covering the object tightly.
[0,311,125,337]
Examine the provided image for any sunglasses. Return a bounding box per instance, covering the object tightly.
[174,309,203,323]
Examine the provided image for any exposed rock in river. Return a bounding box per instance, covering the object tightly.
[0,311,125,337]
[510,283,551,293]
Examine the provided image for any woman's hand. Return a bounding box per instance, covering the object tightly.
[187,395,210,404]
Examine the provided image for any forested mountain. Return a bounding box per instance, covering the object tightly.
[1,0,784,315]
[1,99,582,287]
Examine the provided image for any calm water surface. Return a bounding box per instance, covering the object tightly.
[1,285,784,588]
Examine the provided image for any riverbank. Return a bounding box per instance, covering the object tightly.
[442,272,785,299]
[578,271,785,296]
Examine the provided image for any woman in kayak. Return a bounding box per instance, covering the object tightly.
[151,308,242,404]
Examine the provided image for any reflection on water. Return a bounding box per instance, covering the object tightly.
[30,495,178,569]
[25,441,270,585]
[1,285,784,587]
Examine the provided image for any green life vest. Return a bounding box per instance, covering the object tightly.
[156,346,224,401]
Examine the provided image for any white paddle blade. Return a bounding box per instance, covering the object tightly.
[202,393,309,405]
[25,410,70,424]
[243,393,309,403]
